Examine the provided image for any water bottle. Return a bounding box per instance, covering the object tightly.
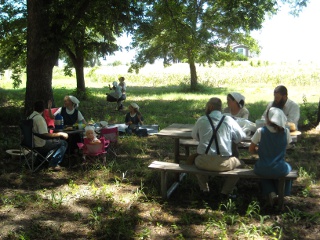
[55,114,64,130]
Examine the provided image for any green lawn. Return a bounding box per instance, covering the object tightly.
[0,62,319,239]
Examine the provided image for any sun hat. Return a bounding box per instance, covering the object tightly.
[267,107,287,129]
[69,95,80,108]
[230,92,245,108]
[112,81,118,87]
[85,126,96,136]
[130,103,139,110]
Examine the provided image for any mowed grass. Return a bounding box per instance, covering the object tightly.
[0,61,320,239]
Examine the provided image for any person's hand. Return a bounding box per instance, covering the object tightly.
[59,132,68,139]
[48,100,52,109]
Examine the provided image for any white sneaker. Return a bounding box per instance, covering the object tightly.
[268,192,277,206]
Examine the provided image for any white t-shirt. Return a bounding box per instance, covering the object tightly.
[251,125,292,146]
[28,111,48,147]
[262,99,300,129]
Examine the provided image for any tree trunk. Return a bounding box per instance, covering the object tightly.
[317,98,320,124]
[75,59,86,94]
[26,0,59,115]
[188,49,198,91]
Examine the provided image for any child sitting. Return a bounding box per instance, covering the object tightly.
[249,107,292,207]
[84,126,101,144]
[125,103,147,136]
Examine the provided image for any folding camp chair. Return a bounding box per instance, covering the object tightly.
[77,137,110,163]
[20,118,61,172]
[100,127,119,155]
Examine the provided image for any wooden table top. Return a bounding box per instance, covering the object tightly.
[156,123,193,139]
[156,123,301,140]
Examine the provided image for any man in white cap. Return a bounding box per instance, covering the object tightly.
[262,85,300,130]
[223,92,249,119]
[249,107,292,206]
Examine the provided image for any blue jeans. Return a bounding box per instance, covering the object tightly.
[37,140,68,167]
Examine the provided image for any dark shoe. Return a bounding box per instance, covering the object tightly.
[117,104,123,111]
[49,165,62,171]
[200,190,210,199]
[221,193,237,201]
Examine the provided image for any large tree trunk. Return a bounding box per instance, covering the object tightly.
[65,42,86,97]
[317,98,320,125]
[75,59,86,94]
[26,0,59,115]
[187,49,198,91]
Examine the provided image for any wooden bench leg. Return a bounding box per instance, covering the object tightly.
[185,146,190,157]
[161,170,168,199]
[277,178,285,208]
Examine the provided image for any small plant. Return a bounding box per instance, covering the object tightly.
[135,228,151,239]
[50,190,64,208]
[245,200,261,218]
[219,199,237,213]
[282,207,302,223]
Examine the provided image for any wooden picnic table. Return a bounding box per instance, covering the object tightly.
[156,123,301,163]
[156,123,194,163]
[155,123,301,200]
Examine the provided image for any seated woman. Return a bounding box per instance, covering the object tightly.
[125,103,145,136]
[223,92,249,119]
[106,81,122,109]
[48,96,86,153]
[48,96,86,126]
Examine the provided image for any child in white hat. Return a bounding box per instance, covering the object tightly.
[249,107,292,207]
[125,103,144,135]
[84,126,101,144]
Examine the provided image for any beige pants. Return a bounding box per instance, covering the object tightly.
[194,154,243,194]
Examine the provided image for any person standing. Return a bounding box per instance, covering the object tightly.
[262,85,300,130]
[250,107,293,207]
[29,100,68,170]
[117,76,127,110]
[191,97,246,198]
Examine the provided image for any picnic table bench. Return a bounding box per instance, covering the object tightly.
[148,160,298,207]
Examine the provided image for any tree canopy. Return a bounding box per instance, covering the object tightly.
[129,0,309,90]
[0,0,309,110]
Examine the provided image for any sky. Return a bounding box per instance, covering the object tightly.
[251,0,320,62]
[107,0,320,63]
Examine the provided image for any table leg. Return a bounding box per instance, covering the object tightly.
[174,138,180,164]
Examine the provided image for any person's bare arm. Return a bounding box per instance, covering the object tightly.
[48,100,55,119]
[249,142,257,154]
[38,132,68,140]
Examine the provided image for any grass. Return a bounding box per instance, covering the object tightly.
[0,61,320,239]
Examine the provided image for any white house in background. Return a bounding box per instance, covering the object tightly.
[233,45,249,57]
